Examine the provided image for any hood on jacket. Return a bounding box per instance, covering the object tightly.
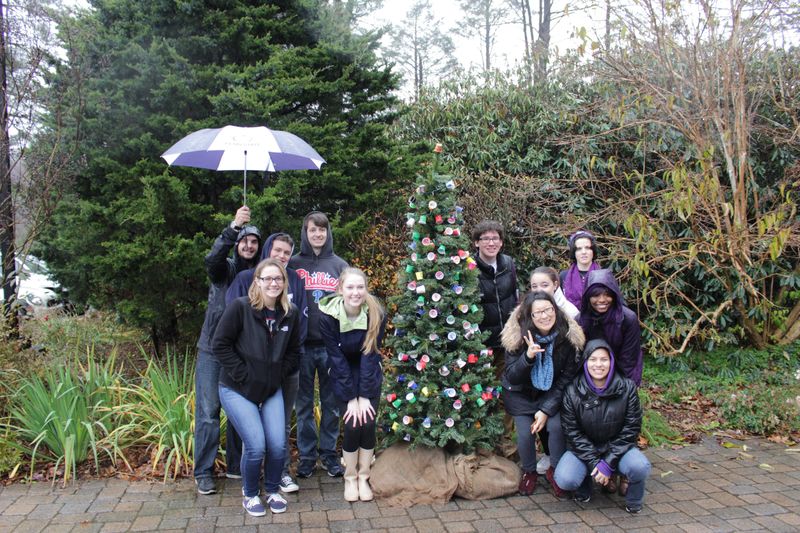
[579,268,625,315]
[298,212,335,258]
[501,301,586,353]
[260,232,296,261]
[582,338,616,392]
[234,225,262,271]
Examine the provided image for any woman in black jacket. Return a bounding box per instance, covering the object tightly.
[319,267,386,503]
[554,339,651,514]
[213,258,301,517]
[500,291,585,497]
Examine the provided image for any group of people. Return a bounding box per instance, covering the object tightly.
[194,207,386,516]
[475,224,650,513]
[193,207,649,517]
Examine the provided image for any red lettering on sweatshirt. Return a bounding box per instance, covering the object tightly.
[295,269,339,292]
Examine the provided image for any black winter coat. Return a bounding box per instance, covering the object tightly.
[561,371,642,472]
[212,297,301,404]
[475,253,518,348]
[320,313,387,403]
[500,306,585,417]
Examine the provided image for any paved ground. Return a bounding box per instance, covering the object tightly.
[1,436,799,532]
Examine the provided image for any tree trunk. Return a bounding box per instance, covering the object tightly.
[0,0,18,336]
[533,0,551,83]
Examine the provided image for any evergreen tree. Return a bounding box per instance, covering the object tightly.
[380,148,503,453]
[35,0,401,346]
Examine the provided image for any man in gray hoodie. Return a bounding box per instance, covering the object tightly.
[289,211,348,478]
[194,206,262,495]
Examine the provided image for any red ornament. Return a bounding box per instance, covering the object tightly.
[457,249,468,259]
[461,383,471,393]
[467,353,478,364]
[453,228,461,236]
[435,215,443,224]
[387,393,396,402]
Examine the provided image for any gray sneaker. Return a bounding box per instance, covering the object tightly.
[280,474,299,493]
[196,477,217,495]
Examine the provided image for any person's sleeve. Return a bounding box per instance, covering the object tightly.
[618,313,643,385]
[561,384,602,467]
[358,315,387,398]
[602,381,643,471]
[295,281,308,345]
[503,347,534,386]
[226,271,250,305]
[320,314,357,402]
[205,226,238,283]
[212,301,247,384]
[282,307,301,378]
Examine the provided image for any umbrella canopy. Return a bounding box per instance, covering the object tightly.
[161,125,325,204]
[161,125,325,172]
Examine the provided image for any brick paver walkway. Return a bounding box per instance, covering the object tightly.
[1,436,799,532]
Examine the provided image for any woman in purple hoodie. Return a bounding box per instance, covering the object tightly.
[577,269,643,386]
[555,339,650,513]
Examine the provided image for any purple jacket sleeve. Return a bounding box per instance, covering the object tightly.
[618,309,643,386]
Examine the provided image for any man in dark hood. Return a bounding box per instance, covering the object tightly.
[289,211,348,479]
[195,206,262,495]
[577,269,643,386]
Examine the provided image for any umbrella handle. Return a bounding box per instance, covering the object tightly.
[243,150,247,206]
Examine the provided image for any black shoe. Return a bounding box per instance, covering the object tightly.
[573,492,591,503]
[296,459,317,478]
[196,477,217,495]
[322,458,344,477]
[625,505,642,514]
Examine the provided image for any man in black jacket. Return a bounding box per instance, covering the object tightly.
[472,220,519,373]
[194,206,262,495]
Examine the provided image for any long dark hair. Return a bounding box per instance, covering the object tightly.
[517,290,569,340]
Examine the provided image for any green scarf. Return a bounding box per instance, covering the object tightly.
[318,294,368,333]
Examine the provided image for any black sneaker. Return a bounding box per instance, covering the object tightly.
[322,458,344,477]
[296,459,317,478]
[573,492,591,503]
[625,505,642,514]
[196,477,217,495]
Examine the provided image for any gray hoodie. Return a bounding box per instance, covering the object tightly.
[288,213,348,345]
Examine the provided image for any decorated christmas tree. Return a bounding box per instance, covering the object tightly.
[380,148,504,453]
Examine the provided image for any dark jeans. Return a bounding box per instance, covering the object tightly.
[194,348,242,479]
[513,412,565,473]
[282,370,299,476]
[219,385,286,496]
[296,344,340,463]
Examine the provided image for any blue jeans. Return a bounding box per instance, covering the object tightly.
[513,412,565,473]
[555,448,651,508]
[296,344,340,463]
[193,349,242,479]
[219,385,286,497]
[282,370,299,475]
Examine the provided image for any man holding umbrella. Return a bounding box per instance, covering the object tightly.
[194,206,262,495]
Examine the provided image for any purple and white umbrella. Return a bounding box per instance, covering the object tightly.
[161,125,325,203]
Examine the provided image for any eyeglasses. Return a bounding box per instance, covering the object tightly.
[478,236,501,243]
[531,307,555,319]
[257,275,284,285]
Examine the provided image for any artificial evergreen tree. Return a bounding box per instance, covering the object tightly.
[381,148,504,453]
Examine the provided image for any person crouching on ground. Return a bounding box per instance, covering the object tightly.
[500,291,585,497]
[555,339,651,513]
[319,267,386,502]
[212,258,301,516]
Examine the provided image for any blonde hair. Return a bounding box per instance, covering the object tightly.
[337,267,384,354]
[248,258,292,314]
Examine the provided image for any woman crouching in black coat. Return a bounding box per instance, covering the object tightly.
[500,291,585,497]
[554,339,651,514]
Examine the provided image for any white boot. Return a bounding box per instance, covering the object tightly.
[357,448,374,501]
[343,450,359,502]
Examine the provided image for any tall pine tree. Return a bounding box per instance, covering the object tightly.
[381,148,503,452]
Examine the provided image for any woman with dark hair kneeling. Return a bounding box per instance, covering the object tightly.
[500,291,585,497]
[213,258,301,516]
[555,339,651,513]
[319,268,386,502]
